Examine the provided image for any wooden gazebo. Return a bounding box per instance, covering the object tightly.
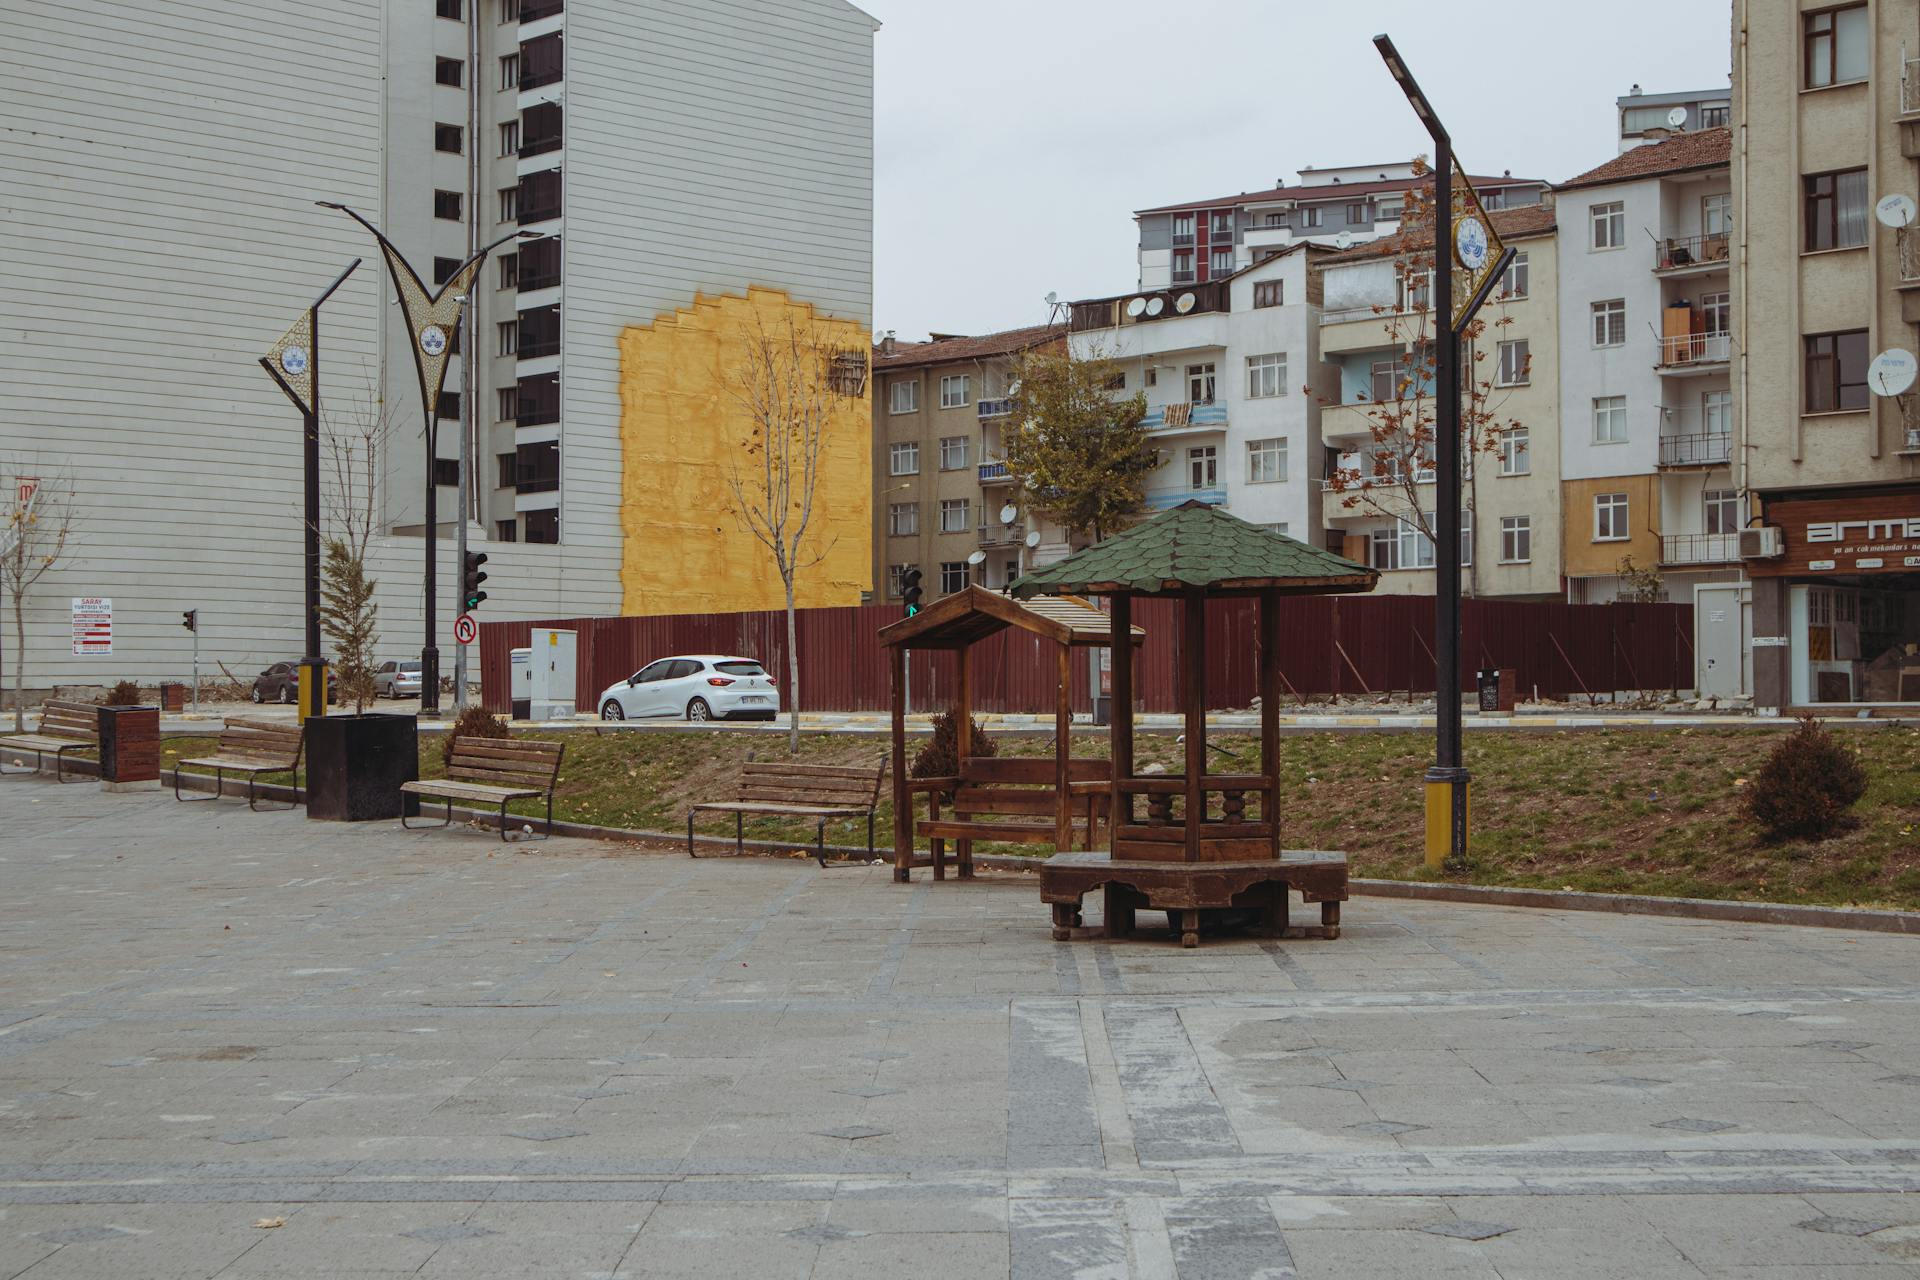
[877,586,1144,883]
[1009,502,1378,946]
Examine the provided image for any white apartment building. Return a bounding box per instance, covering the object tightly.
[1,0,875,691]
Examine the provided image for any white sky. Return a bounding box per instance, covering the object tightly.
[860,0,1731,340]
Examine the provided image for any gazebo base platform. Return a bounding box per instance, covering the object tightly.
[1040,850,1349,947]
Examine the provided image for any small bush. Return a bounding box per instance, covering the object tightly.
[911,706,996,779]
[444,704,511,768]
[1744,718,1868,842]
[102,680,143,706]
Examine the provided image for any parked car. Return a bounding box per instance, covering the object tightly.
[250,661,337,705]
[597,655,779,722]
[372,660,424,699]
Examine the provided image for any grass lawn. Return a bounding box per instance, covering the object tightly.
[162,724,1920,910]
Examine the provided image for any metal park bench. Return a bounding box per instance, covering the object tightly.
[400,735,564,842]
[172,717,306,809]
[687,759,887,867]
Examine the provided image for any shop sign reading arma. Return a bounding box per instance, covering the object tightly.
[1751,495,1920,575]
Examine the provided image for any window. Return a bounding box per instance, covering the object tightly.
[520,100,562,155]
[433,255,460,285]
[888,502,918,537]
[1171,213,1194,245]
[499,53,520,89]
[1591,201,1625,249]
[1703,389,1732,435]
[1246,353,1286,399]
[494,519,518,542]
[1369,519,1435,571]
[1300,206,1324,229]
[516,304,558,358]
[1804,330,1869,412]
[525,508,559,544]
[1591,299,1626,347]
[496,387,517,421]
[889,379,918,414]
[436,0,461,17]
[1496,339,1529,386]
[514,440,558,492]
[499,120,520,155]
[1253,280,1284,309]
[1594,492,1630,542]
[434,123,463,154]
[518,168,561,222]
[1401,268,1432,312]
[1345,202,1370,224]
[939,375,970,409]
[1172,250,1194,282]
[1804,5,1869,89]
[889,441,919,475]
[517,372,559,426]
[1259,522,1290,537]
[498,186,519,222]
[1210,211,1232,237]
[497,320,517,356]
[433,458,460,487]
[938,436,969,470]
[1145,368,1157,387]
[1459,508,1473,568]
[433,189,462,221]
[518,235,560,289]
[1700,291,1731,336]
[435,56,464,87]
[1804,169,1869,251]
[499,0,519,20]
[496,452,516,488]
[939,498,970,533]
[1704,488,1740,536]
[436,391,460,421]
[1593,395,1628,444]
[1210,249,1234,275]
[1103,372,1126,391]
[1369,358,1398,403]
[1500,515,1532,563]
[1701,104,1729,128]
[1264,212,1284,227]
[499,253,518,289]
[1497,251,1529,298]
[941,561,969,593]
[1246,437,1287,484]
[1499,427,1530,475]
[886,564,916,598]
[1188,446,1217,489]
[1187,362,1215,403]
[1702,192,1732,237]
[1377,199,1403,222]
[520,31,563,88]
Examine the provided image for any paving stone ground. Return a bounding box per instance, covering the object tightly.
[2,782,1918,1278]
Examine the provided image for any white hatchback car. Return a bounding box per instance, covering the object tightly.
[597,655,780,722]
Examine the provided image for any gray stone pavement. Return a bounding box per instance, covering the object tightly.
[1,784,1918,1279]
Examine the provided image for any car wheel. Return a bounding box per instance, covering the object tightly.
[250,686,264,704]
[686,698,711,723]
[279,684,294,705]
[601,699,625,721]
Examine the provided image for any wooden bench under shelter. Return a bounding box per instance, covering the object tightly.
[1009,502,1379,946]
[878,585,1144,882]
[0,700,99,782]
[686,759,887,867]
[401,735,564,842]
[172,716,305,809]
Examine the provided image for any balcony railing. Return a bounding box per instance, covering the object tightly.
[1142,401,1228,431]
[1904,56,1920,115]
[1899,227,1920,284]
[1656,331,1732,368]
[1658,431,1732,467]
[977,397,1014,419]
[1661,532,1739,565]
[977,460,1012,483]
[1144,487,1225,510]
[1654,232,1730,273]
[978,522,1025,547]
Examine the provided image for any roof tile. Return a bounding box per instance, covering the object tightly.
[872,323,1063,370]
[1556,127,1730,191]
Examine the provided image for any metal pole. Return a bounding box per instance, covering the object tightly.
[192,625,199,714]
[1427,143,1469,867]
[422,410,440,717]
[301,304,327,722]
[453,295,472,711]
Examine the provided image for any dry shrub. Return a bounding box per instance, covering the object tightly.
[1744,717,1868,842]
[102,680,143,706]
[911,707,996,779]
[444,703,511,768]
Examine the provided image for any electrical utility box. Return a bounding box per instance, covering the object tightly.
[509,647,532,721]
[527,629,576,721]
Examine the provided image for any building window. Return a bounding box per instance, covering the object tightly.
[436,391,460,421]
[888,502,918,537]
[517,372,559,426]
[939,498,970,533]
[1401,268,1433,312]
[500,0,519,20]
[1378,199,1404,222]
[1370,519,1435,572]
[1186,362,1215,403]
[1188,446,1217,489]
[1499,427,1530,475]
[1704,488,1740,536]
[1263,212,1284,227]
[525,508,559,544]
[518,168,561,222]
[1459,508,1473,567]
[433,255,461,285]
[1701,104,1729,128]
[518,235,560,289]
[435,56,464,87]
[889,379,918,414]
[1246,353,1286,399]
[1594,492,1630,541]
[1497,251,1529,299]
[886,564,916,599]
[1593,395,1628,444]
[494,519,518,542]
[520,100,562,155]
[1369,358,1399,404]
[499,120,520,155]
[1703,389,1732,435]
[499,53,520,89]
[1246,437,1287,484]
[1496,339,1529,386]
[499,253,518,289]
[434,123,463,154]
[1804,329,1870,413]
[497,320,517,356]
[1700,291,1731,337]
[1210,249,1234,275]
[1500,515,1532,563]
[889,441,919,476]
[1590,201,1625,250]
[1103,372,1126,391]
[1345,202,1370,224]
[514,440,559,492]
[520,31,564,88]
[499,186,519,222]
[1300,206,1324,229]
[940,561,969,593]
[496,452,515,489]
[496,387,517,421]
[1171,213,1194,245]
[1144,368,1157,388]
[436,0,461,18]
[1210,210,1232,237]
[939,375,970,408]
[433,457,460,487]
[1702,192,1733,237]
[1591,299,1626,347]
[433,189,462,221]
[517,304,559,358]
[1805,4,1869,89]
[1253,280,1284,308]
[1172,250,1194,282]
[1804,169,1869,251]
[939,436,969,470]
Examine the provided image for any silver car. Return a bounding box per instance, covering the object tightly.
[372,660,424,699]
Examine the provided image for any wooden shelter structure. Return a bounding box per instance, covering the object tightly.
[1010,502,1378,946]
[877,585,1144,882]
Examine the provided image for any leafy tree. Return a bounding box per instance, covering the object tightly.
[1003,346,1155,542]
[319,537,378,713]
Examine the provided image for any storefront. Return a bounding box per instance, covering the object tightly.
[1748,486,1920,712]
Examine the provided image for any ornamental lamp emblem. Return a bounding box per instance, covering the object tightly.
[279,346,309,376]
[418,324,449,357]
[1455,216,1490,271]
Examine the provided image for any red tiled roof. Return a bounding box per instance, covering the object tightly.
[871,323,1064,369]
[1314,204,1559,267]
[1135,174,1548,217]
[1556,127,1731,191]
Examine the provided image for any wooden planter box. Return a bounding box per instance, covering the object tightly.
[160,683,186,712]
[305,714,419,821]
[97,705,161,791]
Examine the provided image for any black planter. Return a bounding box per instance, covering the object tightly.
[305,713,419,821]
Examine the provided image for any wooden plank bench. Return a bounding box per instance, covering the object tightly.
[687,759,886,867]
[908,756,1110,880]
[173,717,305,809]
[400,736,564,842]
[0,700,99,782]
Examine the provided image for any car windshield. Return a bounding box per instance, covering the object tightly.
[715,661,766,676]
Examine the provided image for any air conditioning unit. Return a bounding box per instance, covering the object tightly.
[1738,526,1785,559]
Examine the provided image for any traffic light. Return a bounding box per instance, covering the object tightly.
[461,551,489,611]
[901,567,923,617]
[181,609,197,632]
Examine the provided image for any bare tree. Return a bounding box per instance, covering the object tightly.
[323,371,400,564]
[1,465,80,732]
[723,313,854,754]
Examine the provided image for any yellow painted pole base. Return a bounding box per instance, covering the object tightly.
[1424,778,1471,869]
[298,659,328,725]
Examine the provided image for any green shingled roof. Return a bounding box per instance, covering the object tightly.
[1010,502,1378,598]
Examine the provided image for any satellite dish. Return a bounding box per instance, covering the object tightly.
[1867,348,1918,397]
[1125,297,1147,318]
[1876,193,1917,229]
[1174,292,1197,314]
[1334,230,1355,250]
[1044,291,1059,307]
[1666,106,1688,129]
[966,550,987,566]
[998,503,1018,524]
[1144,296,1165,316]
[1024,531,1042,549]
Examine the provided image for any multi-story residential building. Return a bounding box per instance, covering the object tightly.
[1553,128,1742,614]
[1063,249,1332,553]
[1133,163,1549,291]
[2,0,875,691]
[1312,205,1564,598]
[1732,0,1920,712]
[1616,84,1733,152]
[870,325,1063,603]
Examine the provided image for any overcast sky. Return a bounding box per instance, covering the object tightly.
[859,0,1731,341]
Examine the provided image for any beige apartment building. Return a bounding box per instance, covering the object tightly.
[1733,0,1920,711]
[869,325,1063,604]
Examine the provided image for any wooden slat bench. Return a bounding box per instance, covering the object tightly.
[908,756,1111,880]
[401,736,564,842]
[173,717,305,809]
[0,701,99,782]
[687,759,886,867]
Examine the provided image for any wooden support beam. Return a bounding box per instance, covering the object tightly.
[890,644,911,882]
[1109,594,1134,833]
[1055,641,1073,852]
[1183,590,1205,863]
[1260,586,1282,857]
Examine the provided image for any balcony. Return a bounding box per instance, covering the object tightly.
[1656,331,1731,374]
[977,397,1014,420]
[1144,487,1225,510]
[1653,232,1730,276]
[977,460,1013,485]
[1904,56,1920,115]
[978,522,1025,547]
[1661,532,1739,565]
[1142,400,1227,433]
[1658,431,1732,468]
[520,0,563,19]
